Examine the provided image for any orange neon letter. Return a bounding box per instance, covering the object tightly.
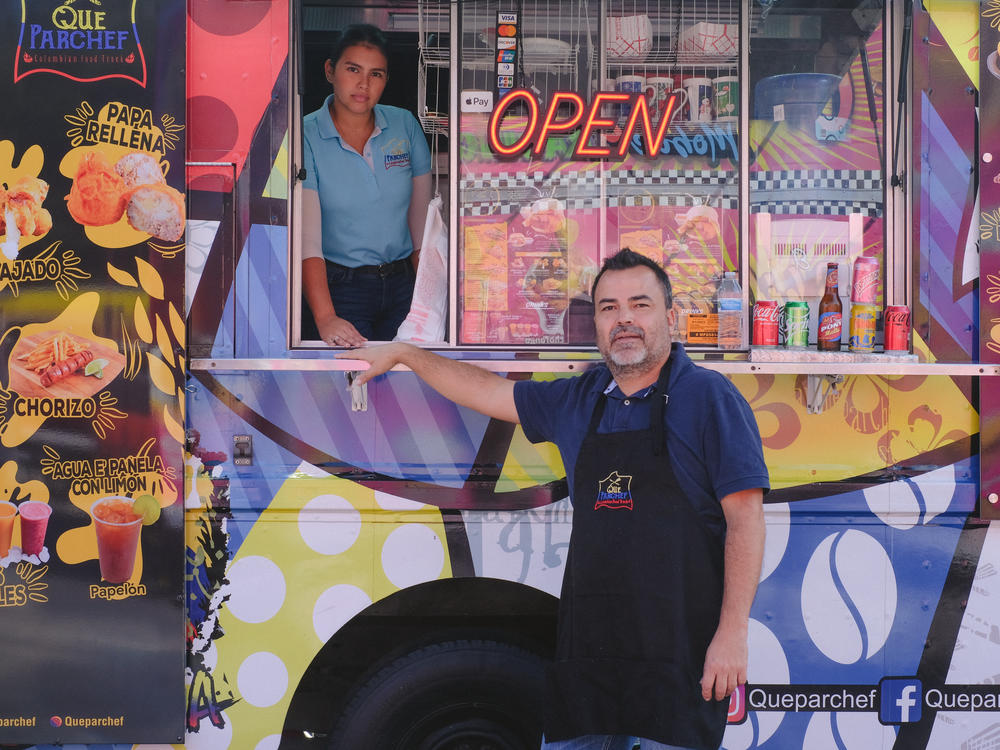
[573,93,628,159]
[619,93,682,157]
[533,92,585,155]
[488,90,540,157]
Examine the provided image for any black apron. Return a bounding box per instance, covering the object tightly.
[544,361,729,749]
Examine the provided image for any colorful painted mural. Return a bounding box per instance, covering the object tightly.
[6,1,999,749]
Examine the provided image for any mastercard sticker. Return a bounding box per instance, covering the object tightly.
[498,24,517,37]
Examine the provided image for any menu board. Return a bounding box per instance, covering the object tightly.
[0,1,185,743]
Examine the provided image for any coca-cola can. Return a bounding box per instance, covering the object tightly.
[851,256,880,304]
[884,305,910,351]
[752,300,780,347]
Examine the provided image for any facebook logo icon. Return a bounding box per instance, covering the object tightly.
[879,677,922,724]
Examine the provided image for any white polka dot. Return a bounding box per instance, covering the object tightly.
[375,490,426,511]
[184,716,233,749]
[254,735,282,750]
[381,524,445,588]
[313,584,372,642]
[227,556,286,623]
[298,494,362,555]
[238,652,289,708]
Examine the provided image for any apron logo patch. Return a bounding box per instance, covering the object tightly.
[595,470,634,510]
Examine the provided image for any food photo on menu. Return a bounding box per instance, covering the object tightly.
[65,147,185,242]
[0,174,52,259]
[0,498,52,567]
[91,493,160,584]
[8,329,124,399]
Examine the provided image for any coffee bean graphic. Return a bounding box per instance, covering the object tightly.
[801,529,897,664]
[722,619,788,750]
[864,465,956,530]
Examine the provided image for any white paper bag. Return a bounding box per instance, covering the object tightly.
[395,196,448,344]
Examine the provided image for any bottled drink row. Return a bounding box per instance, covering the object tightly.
[749,257,910,353]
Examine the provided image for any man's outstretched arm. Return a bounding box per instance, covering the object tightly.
[338,342,520,424]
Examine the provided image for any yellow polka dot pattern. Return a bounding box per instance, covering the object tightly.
[207,471,452,750]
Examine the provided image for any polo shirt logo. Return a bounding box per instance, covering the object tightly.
[383,138,411,169]
[596,471,634,510]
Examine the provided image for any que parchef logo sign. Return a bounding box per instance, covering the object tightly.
[14,0,146,85]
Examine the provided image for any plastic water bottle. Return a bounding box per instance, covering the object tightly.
[717,272,742,349]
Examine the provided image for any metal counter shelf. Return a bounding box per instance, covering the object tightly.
[190,355,1000,377]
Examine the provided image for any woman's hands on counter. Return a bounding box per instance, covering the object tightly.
[316,311,367,348]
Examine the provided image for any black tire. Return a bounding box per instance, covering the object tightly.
[328,639,545,750]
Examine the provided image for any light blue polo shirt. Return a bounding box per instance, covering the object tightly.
[303,96,431,267]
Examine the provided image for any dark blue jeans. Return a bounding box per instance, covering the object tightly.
[324,259,415,342]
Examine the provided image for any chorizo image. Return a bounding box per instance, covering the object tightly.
[39,350,94,388]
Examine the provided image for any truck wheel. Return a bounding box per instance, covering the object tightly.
[328,639,545,750]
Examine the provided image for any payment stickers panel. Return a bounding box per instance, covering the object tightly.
[0,0,185,743]
[494,11,519,100]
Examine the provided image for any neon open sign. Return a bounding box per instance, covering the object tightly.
[486,89,739,164]
[488,88,683,159]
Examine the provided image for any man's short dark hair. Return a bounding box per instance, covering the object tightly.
[591,248,673,309]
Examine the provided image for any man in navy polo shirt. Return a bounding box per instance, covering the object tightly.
[343,249,768,750]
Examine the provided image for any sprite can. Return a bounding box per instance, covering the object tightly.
[782,301,810,348]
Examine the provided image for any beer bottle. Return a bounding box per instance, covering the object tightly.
[817,262,843,351]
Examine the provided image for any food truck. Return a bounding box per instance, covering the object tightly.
[2,0,1000,748]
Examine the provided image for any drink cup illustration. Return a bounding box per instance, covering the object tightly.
[0,501,16,557]
[92,496,143,583]
[18,501,51,556]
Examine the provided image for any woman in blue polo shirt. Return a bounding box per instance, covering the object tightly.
[302,24,432,345]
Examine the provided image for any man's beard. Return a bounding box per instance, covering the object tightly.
[600,324,669,378]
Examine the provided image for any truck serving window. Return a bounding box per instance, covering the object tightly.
[291,0,890,353]
[292,1,444,347]
[454,0,746,348]
[748,1,888,353]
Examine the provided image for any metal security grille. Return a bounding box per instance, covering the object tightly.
[417,0,450,134]
[602,0,741,79]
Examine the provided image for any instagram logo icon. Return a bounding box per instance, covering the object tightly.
[727,684,747,724]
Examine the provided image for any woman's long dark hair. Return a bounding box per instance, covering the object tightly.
[328,23,390,69]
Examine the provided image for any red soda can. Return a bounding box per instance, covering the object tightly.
[752,300,780,346]
[884,305,910,351]
[851,256,880,304]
